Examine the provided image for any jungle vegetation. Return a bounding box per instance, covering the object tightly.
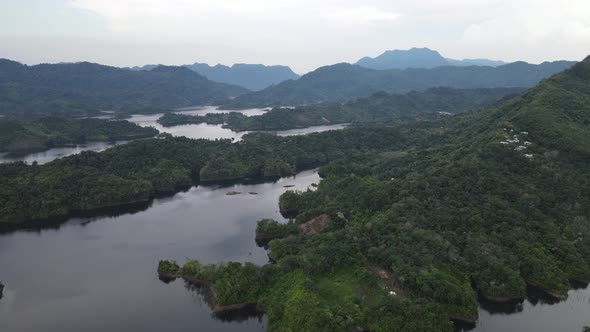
[157,57,590,331]
[2,55,590,331]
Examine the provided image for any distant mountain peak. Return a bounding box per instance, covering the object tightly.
[184,62,300,90]
[128,62,299,90]
[356,48,448,70]
[356,47,507,70]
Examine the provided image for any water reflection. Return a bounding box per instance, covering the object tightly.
[174,105,269,117]
[0,141,128,165]
[455,282,590,332]
[181,281,264,323]
[274,123,349,136]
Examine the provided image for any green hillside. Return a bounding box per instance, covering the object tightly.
[159,57,590,330]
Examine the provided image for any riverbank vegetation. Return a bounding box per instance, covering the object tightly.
[156,58,590,330]
[0,117,158,153]
[0,125,427,224]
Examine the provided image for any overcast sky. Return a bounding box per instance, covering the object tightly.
[1,0,589,73]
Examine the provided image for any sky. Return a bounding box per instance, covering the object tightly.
[0,0,589,74]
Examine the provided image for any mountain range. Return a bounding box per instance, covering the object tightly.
[0,59,247,118]
[355,47,507,70]
[222,60,576,108]
[130,63,300,90]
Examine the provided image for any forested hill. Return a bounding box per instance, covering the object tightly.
[184,63,300,90]
[0,59,249,119]
[158,57,590,331]
[1,55,589,331]
[221,60,575,108]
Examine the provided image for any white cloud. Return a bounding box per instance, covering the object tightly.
[322,6,400,25]
[2,0,588,72]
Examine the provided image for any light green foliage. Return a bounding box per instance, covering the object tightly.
[157,260,180,274]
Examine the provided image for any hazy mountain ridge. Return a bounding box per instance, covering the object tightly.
[222,60,576,108]
[355,47,508,69]
[0,59,248,118]
[130,62,300,90]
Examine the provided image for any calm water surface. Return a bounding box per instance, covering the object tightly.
[463,285,590,332]
[0,169,320,332]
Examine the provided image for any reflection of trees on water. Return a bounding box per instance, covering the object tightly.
[478,298,525,315]
[0,200,154,234]
[183,281,264,323]
[157,276,263,323]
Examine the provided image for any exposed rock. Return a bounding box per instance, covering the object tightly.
[298,214,330,236]
[225,191,242,196]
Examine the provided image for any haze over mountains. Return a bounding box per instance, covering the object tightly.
[356,47,507,70]
[223,60,576,108]
[0,50,579,119]
[131,63,300,91]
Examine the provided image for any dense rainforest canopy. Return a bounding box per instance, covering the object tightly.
[158,57,590,331]
[0,117,158,153]
[1,56,589,331]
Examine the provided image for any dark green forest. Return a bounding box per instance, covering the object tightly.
[1,55,589,331]
[157,57,590,331]
[160,87,523,131]
[0,117,158,153]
